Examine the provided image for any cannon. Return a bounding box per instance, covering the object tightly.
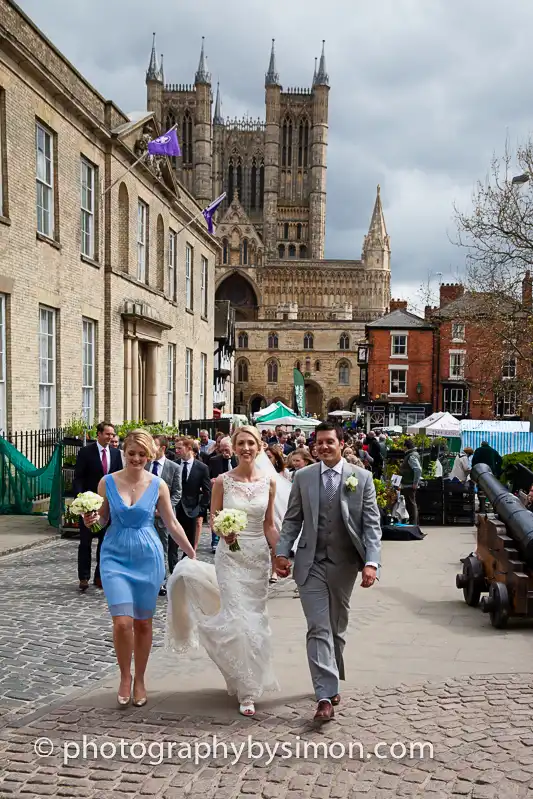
[455,463,533,629]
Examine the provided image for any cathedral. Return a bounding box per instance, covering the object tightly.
[146,37,392,417]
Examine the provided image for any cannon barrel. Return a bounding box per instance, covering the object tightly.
[471,462,533,569]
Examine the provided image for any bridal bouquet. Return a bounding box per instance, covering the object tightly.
[70,491,104,532]
[212,508,247,552]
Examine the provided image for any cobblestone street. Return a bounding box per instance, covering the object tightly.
[1,527,533,797]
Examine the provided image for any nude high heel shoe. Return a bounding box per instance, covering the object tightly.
[117,677,132,707]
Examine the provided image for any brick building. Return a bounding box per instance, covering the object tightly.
[0,0,219,432]
[361,302,434,429]
[429,284,526,420]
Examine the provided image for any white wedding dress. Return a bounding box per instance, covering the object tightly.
[165,471,280,702]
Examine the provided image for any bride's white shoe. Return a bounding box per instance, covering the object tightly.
[239,698,255,716]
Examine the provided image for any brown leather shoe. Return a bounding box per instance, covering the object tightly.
[93,576,103,589]
[330,694,341,706]
[314,700,334,723]
[79,580,89,592]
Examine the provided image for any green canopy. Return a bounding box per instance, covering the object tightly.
[254,401,297,423]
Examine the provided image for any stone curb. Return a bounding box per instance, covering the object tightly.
[0,533,64,559]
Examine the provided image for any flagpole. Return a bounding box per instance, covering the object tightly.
[101,123,179,198]
[175,209,208,237]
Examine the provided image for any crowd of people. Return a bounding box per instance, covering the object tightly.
[73,418,382,721]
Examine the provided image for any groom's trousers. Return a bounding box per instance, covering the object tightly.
[298,558,358,700]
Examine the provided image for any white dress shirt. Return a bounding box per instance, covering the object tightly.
[96,441,110,473]
[151,455,166,476]
[320,458,378,570]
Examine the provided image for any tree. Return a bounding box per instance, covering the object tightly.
[453,139,533,417]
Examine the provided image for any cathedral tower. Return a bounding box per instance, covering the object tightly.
[363,185,391,272]
[194,38,213,208]
[263,40,281,258]
[309,42,329,259]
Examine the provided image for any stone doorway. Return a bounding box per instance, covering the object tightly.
[304,381,323,417]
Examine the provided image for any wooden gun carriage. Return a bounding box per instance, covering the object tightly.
[455,463,533,629]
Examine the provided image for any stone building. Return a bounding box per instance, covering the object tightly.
[146,38,391,416]
[0,1,218,432]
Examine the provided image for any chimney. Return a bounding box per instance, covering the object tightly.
[439,283,464,308]
[389,299,408,312]
[523,270,532,309]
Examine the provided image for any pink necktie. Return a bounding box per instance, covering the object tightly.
[101,448,108,474]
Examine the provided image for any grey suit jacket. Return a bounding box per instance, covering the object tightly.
[147,459,181,530]
[276,460,382,585]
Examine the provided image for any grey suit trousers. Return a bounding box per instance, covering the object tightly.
[297,558,359,700]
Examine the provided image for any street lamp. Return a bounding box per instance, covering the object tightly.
[512,173,530,185]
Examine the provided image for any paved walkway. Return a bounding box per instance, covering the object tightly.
[1,522,533,797]
[0,515,57,557]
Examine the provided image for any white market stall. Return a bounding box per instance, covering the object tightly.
[407,412,461,437]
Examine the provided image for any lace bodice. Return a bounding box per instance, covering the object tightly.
[222,473,270,537]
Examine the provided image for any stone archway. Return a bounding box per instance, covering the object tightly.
[327,397,343,413]
[215,272,259,321]
[250,395,267,415]
[304,380,324,418]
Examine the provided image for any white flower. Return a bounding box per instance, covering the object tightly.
[70,491,103,515]
[345,475,358,492]
[212,509,248,535]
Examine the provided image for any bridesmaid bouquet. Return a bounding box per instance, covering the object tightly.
[212,509,247,552]
[70,491,104,532]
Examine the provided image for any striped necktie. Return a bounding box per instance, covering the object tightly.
[324,469,336,502]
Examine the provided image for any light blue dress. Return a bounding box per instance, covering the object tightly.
[100,474,165,619]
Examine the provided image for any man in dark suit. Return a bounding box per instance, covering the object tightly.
[73,421,122,592]
[148,435,181,596]
[171,437,211,571]
[208,436,238,553]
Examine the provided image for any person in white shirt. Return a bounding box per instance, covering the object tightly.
[450,447,474,483]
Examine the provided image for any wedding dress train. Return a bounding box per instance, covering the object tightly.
[165,471,279,703]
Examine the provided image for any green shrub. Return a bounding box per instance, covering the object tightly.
[501,452,533,485]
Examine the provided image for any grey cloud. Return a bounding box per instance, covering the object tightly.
[17,0,533,302]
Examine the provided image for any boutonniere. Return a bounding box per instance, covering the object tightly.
[345,475,358,492]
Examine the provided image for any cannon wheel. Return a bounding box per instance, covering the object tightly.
[461,556,484,607]
[488,582,509,629]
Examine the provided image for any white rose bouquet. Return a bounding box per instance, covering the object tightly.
[212,508,247,552]
[70,491,104,532]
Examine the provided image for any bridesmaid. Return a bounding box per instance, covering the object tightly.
[82,429,195,707]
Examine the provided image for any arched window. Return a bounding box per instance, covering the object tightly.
[295,360,302,371]
[267,359,279,383]
[182,111,193,165]
[236,157,243,199]
[238,332,248,349]
[305,357,311,373]
[315,360,321,372]
[339,361,350,385]
[300,244,307,258]
[282,117,293,167]
[296,223,302,240]
[222,238,229,264]
[250,157,257,210]
[304,333,314,350]
[283,223,289,239]
[241,238,248,265]
[237,359,249,383]
[228,157,234,201]
[268,332,278,349]
[288,244,296,258]
[298,119,309,167]
[339,333,350,351]
[259,160,264,208]
[278,244,285,259]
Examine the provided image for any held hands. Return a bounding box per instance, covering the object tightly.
[83,512,99,527]
[361,565,377,588]
[222,532,237,546]
[274,555,291,579]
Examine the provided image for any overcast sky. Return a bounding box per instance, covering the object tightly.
[17,0,533,309]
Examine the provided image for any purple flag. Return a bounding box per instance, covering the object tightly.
[202,192,227,234]
[147,128,181,157]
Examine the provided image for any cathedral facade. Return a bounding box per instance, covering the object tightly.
[146,37,391,417]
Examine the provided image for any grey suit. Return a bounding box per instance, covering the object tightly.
[147,458,181,577]
[277,459,382,700]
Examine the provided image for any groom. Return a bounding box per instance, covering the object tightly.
[275,421,382,723]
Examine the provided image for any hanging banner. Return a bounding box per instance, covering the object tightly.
[293,368,306,417]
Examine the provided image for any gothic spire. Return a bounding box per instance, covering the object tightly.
[265,39,280,87]
[195,36,211,84]
[158,53,164,84]
[146,33,161,82]
[214,82,223,124]
[364,185,389,249]
[312,57,318,86]
[315,40,329,86]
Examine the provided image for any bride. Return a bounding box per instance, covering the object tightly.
[165,425,288,716]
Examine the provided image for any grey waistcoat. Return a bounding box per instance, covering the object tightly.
[315,476,361,566]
